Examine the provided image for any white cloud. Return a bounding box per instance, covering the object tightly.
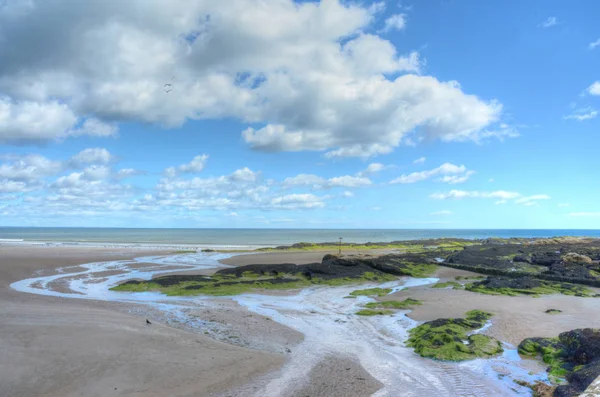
[69,118,118,138]
[283,174,371,189]
[515,194,551,205]
[430,210,452,216]
[357,163,387,176]
[413,157,426,164]
[70,148,115,166]
[590,39,600,50]
[0,97,78,144]
[570,212,600,217]
[165,154,209,177]
[0,154,63,181]
[489,178,494,182]
[0,0,509,157]
[116,168,143,179]
[382,13,407,32]
[538,17,558,28]
[342,191,354,198]
[328,175,372,188]
[430,190,521,200]
[390,163,474,184]
[565,107,598,121]
[271,194,326,209]
[588,82,600,96]
[0,179,32,193]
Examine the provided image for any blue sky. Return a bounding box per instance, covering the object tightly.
[0,0,599,228]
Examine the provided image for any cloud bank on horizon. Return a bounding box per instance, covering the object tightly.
[0,0,598,228]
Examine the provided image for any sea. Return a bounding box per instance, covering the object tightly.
[1,227,599,249]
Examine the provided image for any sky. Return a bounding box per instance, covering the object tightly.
[0,0,599,229]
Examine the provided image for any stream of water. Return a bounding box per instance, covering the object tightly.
[10,251,548,396]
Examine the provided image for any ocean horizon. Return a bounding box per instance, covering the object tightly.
[1,227,599,247]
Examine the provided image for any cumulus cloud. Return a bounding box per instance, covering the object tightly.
[165,154,209,177]
[538,17,558,28]
[270,194,326,210]
[382,13,407,32]
[0,97,78,144]
[588,82,600,96]
[413,157,426,164]
[564,107,598,121]
[358,163,387,176]
[69,148,115,166]
[283,174,371,189]
[430,190,521,200]
[0,0,509,156]
[0,154,63,181]
[390,163,473,184]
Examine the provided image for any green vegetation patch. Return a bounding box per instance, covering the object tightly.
[455,275,486,280]
[465,277,598,298]
[407,310,502,361]
[364,298,422,309]
[432,281,463,289]
[349,287,392,297]
[111,269,398,297]
[356,309,394,316]
[518,337,567,378]
[394,262,439,278]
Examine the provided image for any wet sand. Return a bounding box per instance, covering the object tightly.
[0,245,287,397]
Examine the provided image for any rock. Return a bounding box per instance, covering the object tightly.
[562,252,593,264]
[519,329,600,397]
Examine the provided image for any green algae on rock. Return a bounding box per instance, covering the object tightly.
[431,281,463,289]
[355,309,394,316]
[518,329,600,396]
[349,287,392,297]
[407,310,503,361]
[111,254,401,296]
[465,276,599,297]
[364,298,422,309]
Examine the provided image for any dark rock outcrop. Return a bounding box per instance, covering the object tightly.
[519,329,600,397]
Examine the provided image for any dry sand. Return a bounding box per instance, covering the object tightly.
[0,245,287,397]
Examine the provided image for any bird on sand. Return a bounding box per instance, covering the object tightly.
[146,319,152,325]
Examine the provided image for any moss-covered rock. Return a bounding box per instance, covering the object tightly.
[356,309,394,316]
[431,281,463,289]
[465,276,598,297]
[518,329,600,396]
[407,310,502,361]
[349,287,392,297]
[364,298,422,309]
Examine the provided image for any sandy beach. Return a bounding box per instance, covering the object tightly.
[5,244,600,396]
[0,245,288,397]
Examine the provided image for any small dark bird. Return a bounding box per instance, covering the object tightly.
[165,89,172,93]
[164,83,172,87]
[146,319,152,325]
